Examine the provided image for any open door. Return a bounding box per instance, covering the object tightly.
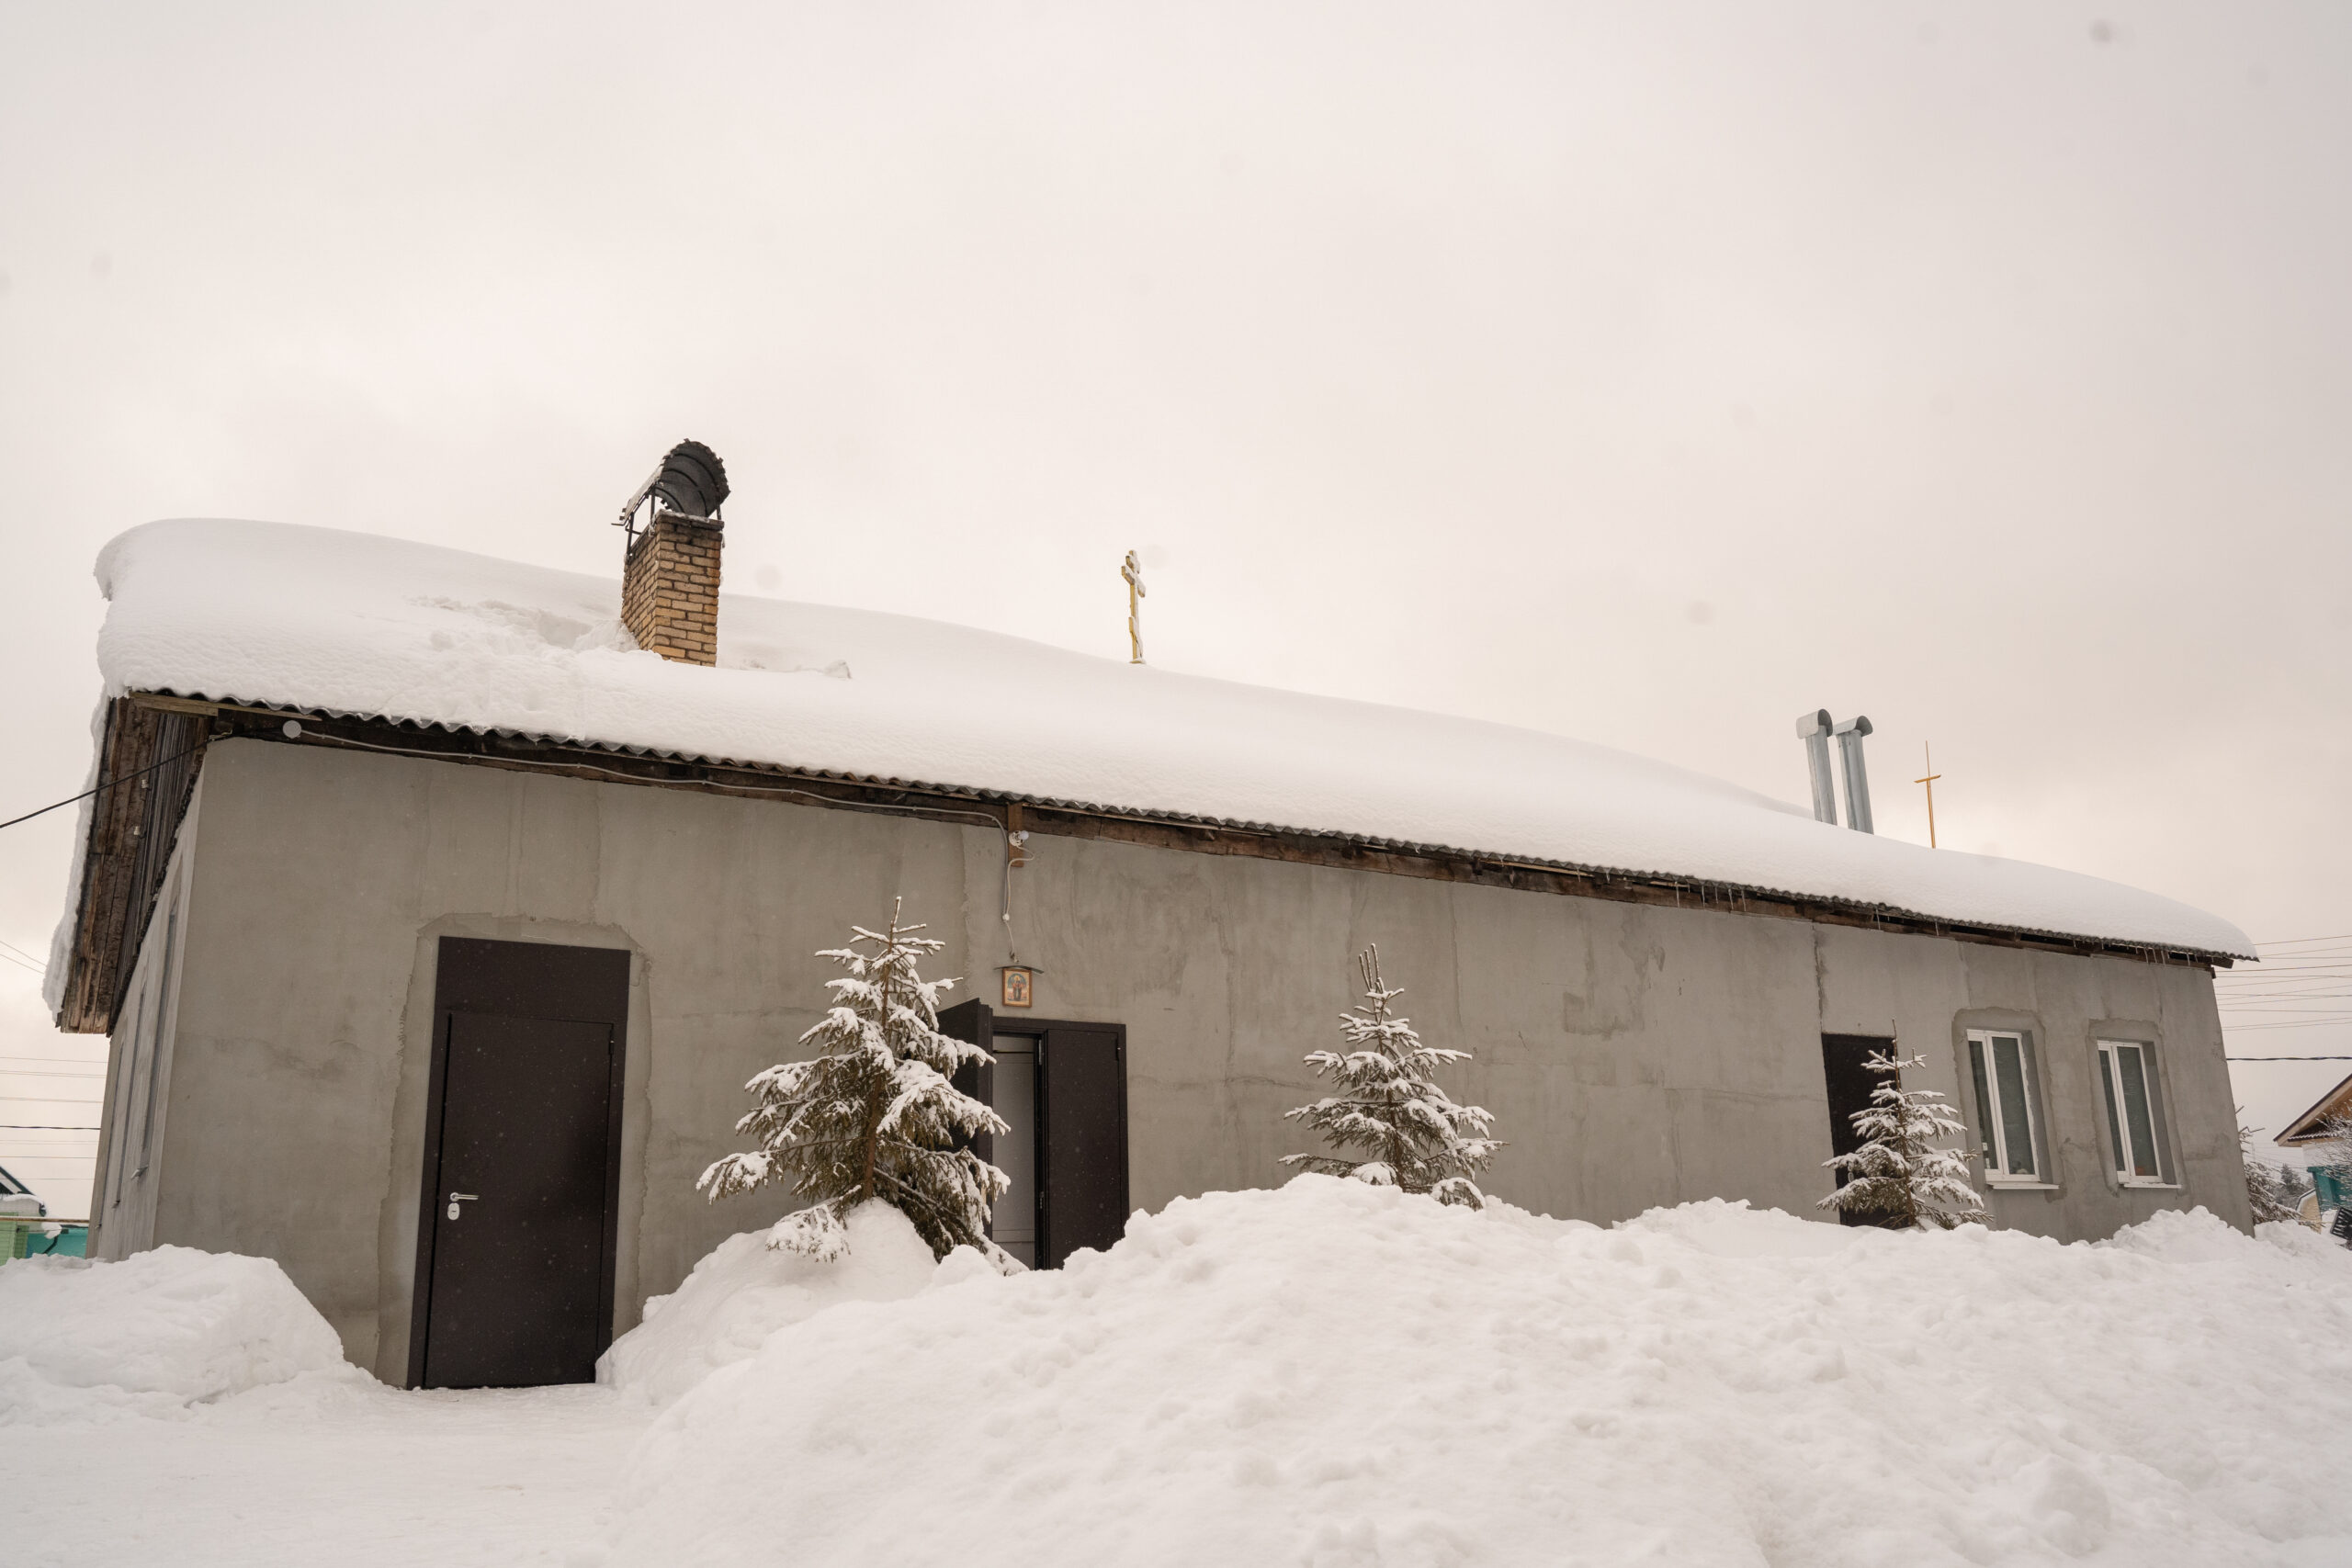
[943,1004,1126,1269]
[1035,1026,1127,1267]
[1820,1033,1903,1230]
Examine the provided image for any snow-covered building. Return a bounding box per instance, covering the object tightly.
[51,497,2256,1386]
[2275,1071,2352,1219]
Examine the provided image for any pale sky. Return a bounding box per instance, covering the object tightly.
[4,2,2347,1217]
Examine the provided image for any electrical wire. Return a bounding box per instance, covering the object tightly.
[0,739,209,833]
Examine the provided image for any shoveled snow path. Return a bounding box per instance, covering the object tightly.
[8,1377,647,1568]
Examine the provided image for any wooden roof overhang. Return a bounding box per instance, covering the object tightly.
[55,691,2242,1034]
[2276,1072,2352,1147]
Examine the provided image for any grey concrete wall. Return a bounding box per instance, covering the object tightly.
[132,738,2249,1374]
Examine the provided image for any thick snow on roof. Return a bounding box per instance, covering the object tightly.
[91,519,2250,957]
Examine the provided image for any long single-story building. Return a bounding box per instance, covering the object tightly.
[51,456,2256,1387]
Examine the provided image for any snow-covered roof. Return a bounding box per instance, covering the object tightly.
[87,519,2251,959]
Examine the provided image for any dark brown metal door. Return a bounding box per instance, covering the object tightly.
[1820,1033,1899,1230]
[1035,1026,1126,1268]
[423,1014,616,1387]
[410,939,629,1389]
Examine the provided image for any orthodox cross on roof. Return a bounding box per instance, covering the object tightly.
[1915,742,1942,848]
[1122,550,1147,664]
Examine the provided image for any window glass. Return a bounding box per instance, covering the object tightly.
[1968,1041,1996,1167]
[2116,1045,2160,1179]
[107,986,147,1210]
[1992,1035,2036,1177]
[2098,1055,2127,1174]
[136,905,176,1175]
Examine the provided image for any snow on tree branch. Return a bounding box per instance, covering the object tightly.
[1818,1048,1984,1231]
[2240,1122,2305,1226]
[1283,943,1500,1208]
[697,897,1013,1263]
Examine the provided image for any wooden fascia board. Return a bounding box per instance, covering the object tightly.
[185,700,2236,974]
[2275,1070,2352,1145]
[54,694,215,1034]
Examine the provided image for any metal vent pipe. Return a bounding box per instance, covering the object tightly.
[1794,710,1838,825]
[1832,716,1875,834]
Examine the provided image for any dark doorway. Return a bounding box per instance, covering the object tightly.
[1820,1033,1902,1229]
[942,1002,1127,1269]
[408,939,629,1389]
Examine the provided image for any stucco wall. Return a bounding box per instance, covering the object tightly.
[133,739,2249,1377]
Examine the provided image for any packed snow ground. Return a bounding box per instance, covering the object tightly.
[8,1181,2352,1567]
[58,519,2253,981]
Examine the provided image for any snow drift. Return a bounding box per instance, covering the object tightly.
[0,1246,351,1424]
[598,1203,944,1404]
[603,1179,2352,1568]
[72,519,2250,962]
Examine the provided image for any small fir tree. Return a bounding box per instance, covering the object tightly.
[1818,1049,1984,1231]
[698,898,1010,1262]
[1283,944,1500,1207]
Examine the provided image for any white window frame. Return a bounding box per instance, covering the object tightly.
[1966,1030,2049,1187]
[2096,1039,2175,1188]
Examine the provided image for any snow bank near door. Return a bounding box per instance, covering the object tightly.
[598,1203,945,1405]
[601,1178,2352,1568]
[0,1247,351,1424]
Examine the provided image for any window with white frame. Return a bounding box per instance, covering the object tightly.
[1965,1030,2046,1183]
[2096,1040,2171,1186]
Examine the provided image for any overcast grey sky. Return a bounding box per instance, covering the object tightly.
[4,2,2347,1215]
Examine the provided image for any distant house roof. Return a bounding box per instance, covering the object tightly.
[0,1162,43,1217]
[61,519,2252,977]
[2277,1072,2352,1146]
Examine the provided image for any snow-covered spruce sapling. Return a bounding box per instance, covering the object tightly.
[1283,943,1500,1207]
[1819,1049,1984,1230]
[697,898,1011,1262]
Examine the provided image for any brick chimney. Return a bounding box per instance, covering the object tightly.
[621,513,722,665]
[616,439,729,665]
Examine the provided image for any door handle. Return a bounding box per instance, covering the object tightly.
[447,1192,480,1221]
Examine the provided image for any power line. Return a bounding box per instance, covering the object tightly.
[0,739,207,834]
[0,1123,98,1131]
[2228,1055,2352,1063]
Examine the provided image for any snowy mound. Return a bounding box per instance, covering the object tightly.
[76,519,2249,959]
[0,1247,351,1424]
[602,1179,2352,1567]
[599,1202,944,1404]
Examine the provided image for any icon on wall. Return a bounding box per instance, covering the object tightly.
[1001,966,1034,1009]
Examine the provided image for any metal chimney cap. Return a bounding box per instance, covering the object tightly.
[1795,709,1833,739]
[1832,715,1873,738]
[618,439,729,526]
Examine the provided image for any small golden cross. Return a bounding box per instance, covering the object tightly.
[1914,742,1942,848]
[1122,550,1147,664]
